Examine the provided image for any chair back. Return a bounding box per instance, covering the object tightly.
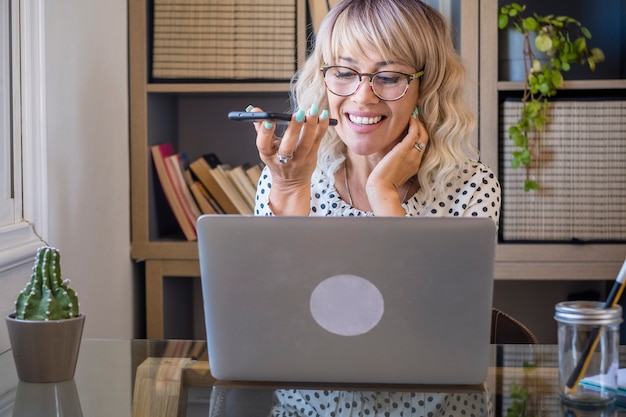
[491,308,538,344]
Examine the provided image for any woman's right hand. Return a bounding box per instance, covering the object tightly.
[251,105,330,215]
[366,116,430,216]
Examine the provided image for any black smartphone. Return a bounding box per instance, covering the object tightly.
[228,111,337,126]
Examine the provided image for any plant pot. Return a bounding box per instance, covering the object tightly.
[498,28,548,81]
[5,313,85,383]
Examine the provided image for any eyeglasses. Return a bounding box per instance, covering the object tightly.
[320,65,425,101]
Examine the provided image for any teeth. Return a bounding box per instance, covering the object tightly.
[348,114,383,125]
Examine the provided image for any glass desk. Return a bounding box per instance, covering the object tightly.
[0,339,625,417]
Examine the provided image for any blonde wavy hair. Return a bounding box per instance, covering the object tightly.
[291,0,477,203]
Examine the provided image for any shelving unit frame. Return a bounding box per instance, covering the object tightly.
[130,0,626,338]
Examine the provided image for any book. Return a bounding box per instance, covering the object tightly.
[225,165,257,211]
[580,368,626,406]
[189,181,218,215]
[150,143,197,241]
[212,165,253,215]
[245,163,263,187]
[200,184,226,214]
[164,154,203,224]
[189,155,241,214]
[186,168,224,214]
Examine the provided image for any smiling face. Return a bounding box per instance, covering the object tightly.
[326,50,420,158]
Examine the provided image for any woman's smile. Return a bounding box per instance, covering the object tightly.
[347,113,384,125]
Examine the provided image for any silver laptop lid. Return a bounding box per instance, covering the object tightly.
[197,215,496,385]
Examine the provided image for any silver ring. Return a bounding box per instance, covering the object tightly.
[276,151,294,164]
[413,142,425,152]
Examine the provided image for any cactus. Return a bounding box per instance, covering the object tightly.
[14,246,80,321]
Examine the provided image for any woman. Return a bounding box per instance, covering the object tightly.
[247,4,498,415]
[250,0,500,226]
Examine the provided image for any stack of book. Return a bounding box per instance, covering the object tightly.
[151,143,263,241]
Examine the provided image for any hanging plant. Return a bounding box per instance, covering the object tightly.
[498,3,605,191]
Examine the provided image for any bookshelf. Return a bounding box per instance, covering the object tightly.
[480,0,626,282]
[129,0,306,338]
[130,0,626,339]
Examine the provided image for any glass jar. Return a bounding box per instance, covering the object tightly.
[555,301,622,407]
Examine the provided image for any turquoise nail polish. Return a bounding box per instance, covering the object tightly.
[320,110,329,120]
[310,103,319,116]
[295,109,306,123]
[264,121,273,129]
[412,106,419,118]
[246,104,254,112]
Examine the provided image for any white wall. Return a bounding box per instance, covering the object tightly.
[0,0,133,353]
[44,0,132,342]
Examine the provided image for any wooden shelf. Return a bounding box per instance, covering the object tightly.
[146,82,292,94]
[494,244,626,280]
[131,241,198,261]
[498,79,626,91]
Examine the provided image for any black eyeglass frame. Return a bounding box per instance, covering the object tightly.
[320,65,425,101]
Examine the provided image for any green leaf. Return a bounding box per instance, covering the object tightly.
[574,37,587,54]
[588,57,596,71]
[522,17,538,31]
[511,132,528,148]
[535,34,552,52]
[510,128,527,148]
[550,19,564,29]
[564,41,572,55]
[520,149,532,165]
[552,71,563,88]
[581,26,591,38]
[511,154,521,169]
[525,101,541,118]
[524,179,539,192]
[534,116,545,130]
[591,47,605,62]
[498,14,509,29]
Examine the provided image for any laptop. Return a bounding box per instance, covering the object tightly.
[197,215,496,385]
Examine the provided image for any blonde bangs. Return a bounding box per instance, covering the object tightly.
[320,3,423,71]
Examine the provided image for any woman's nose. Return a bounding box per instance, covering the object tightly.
[351,77,380,104]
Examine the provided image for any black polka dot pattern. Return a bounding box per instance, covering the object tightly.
[255,161,501,228]
[270,389,492,417]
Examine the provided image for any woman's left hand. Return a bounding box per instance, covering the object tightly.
[366,116,429,215]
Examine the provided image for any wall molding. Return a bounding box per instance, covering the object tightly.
[0,0,47,277]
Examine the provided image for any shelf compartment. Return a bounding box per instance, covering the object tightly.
[497,0,626,83]
[499,99,626,242]
[150,0,301,82]
[145,92,290,241]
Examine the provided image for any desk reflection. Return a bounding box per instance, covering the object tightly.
[12,379,83,417]
[208,384,492,417]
